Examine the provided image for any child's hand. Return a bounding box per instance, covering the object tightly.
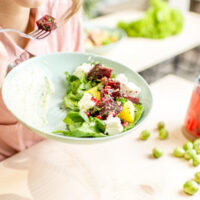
[0,41,9,88]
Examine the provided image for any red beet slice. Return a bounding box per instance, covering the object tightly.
[87,64,112,82]
[125,96,139,104]
[101,88,122,100]
[101,79,122,100]
[90,97,122,119]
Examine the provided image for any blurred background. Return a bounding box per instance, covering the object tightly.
[82,0,200,83]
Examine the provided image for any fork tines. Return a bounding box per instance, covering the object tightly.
[29,29,51,40]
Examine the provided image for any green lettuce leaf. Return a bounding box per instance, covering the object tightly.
[123,103,144,132]
[54,110,106,137]
[66,121,106,137]
[117,0,183,39]
[64,110,89,124]
[64,72,93,110]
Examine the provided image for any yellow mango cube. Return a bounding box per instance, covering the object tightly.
[87,86,101,100]
[119,100,135,123]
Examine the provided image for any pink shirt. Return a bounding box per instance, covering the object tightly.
[0,0,84,161]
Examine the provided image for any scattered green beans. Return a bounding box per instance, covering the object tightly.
[152,147,163,158]
[184,149,196,161]
[157,121,165,130]
[194,139,200,154]
[183,180,199,195]
[159,128,168,140]
[173,147,185,158]
[194,172,200,184]
[140,130,150,140]
[183,141,193,151]
[193,155,200,167]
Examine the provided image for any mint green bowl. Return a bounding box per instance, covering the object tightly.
[2,52,152,143]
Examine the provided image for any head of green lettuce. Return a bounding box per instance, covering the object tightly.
[118,0,184,39]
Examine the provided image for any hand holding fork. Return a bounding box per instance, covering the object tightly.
[0,15,57,40]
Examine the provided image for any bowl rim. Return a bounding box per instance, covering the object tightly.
[2,52,153,142]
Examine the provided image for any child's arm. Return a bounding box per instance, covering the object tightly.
[0,42,44,160]
[0,42,9,88]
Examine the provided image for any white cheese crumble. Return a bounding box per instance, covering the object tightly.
[73,63,93,78]
[115,73,128,83]
[6,67,54,128]
[104,115,123,136]
[115,73,141,97]
[78,92,95,112]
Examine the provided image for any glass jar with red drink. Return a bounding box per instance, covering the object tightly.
[184,76,200,138]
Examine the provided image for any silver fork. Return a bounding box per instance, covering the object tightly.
[0,28,53,40]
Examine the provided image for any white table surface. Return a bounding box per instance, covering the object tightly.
[87,10,200,72]
[0,75,199,200]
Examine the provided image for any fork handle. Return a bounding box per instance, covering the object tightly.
[0,28,36,40]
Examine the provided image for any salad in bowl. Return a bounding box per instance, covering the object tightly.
[2,52,152,143]
[55,62,143,137]
[84,26,126,54]
[85,29,119,48]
